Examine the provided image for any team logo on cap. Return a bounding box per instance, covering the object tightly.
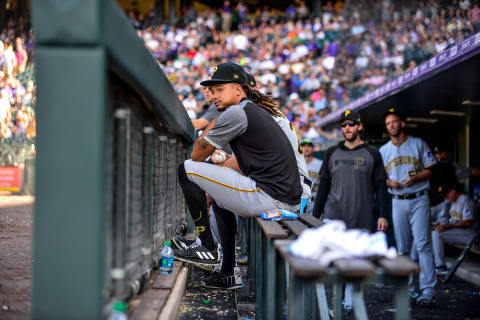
[345,110,351,116]
[234,74,239,79]
[250,81,254,85]
[389,108,395,112]
[212,66,218,76]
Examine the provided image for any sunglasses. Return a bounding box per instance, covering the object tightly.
[340,122,357,128]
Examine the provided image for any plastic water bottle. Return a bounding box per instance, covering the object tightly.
[108,301,127,320]
[160,241,174,274]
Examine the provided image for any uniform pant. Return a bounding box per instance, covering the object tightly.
[184,159,298,216]
[432,228,476,268]
[411,201,449,261]
[392,195,437,294]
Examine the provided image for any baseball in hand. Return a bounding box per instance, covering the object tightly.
[212,151,227,164]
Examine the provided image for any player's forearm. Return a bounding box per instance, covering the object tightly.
[191,118,218,161]
[441,219,473,230]
[219,156,242,172]
[411,169,432,184]
[191,118,210,130]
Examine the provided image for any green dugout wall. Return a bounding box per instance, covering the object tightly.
[31,1,194,319]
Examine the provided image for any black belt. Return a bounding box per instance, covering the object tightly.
[392,190,427,200]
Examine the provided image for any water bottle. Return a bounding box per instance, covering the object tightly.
[160,241,174,274]
[108,301,127,320]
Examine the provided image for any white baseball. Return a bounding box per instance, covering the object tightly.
[212,152,227,164]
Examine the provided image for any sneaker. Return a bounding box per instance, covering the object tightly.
[416,292,435,305]
[172,235,199,250]
[409,291,420,300]
[174,243,220,270]
[201,270,243,290]
[435,266,448,276]
[342,306,352,315]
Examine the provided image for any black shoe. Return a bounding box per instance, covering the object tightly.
[172,235,198,250]
[174,243,220,270]
[201,271,243,290]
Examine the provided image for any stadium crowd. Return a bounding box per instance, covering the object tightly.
[131,0,479,150]
[0,15,35,158]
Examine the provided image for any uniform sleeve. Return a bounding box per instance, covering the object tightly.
[201,104,219,122]
[369,146,388,182]
[420,140,436,169]
[205,106,248,149]
[462,198,475,221]
[312,147,336,218]
[366,146,389,219]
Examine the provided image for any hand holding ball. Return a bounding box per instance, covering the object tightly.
[212,151,227,164]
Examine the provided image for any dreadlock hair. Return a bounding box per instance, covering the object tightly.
[240,83,285,118]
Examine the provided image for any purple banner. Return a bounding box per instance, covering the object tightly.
[318,32,480,127]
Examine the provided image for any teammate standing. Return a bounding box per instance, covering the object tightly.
[379,108,437,304]
[174,62,302,288]
[300,139,322,215]
[312,109,389,312]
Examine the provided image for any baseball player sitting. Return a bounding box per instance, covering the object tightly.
[174,62,302,289]
[432,183,476,276]
[379,108,437,304]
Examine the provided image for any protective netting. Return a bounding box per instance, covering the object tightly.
[105,75,189,302]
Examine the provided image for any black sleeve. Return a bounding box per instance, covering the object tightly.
[375,180,388,219]
[366,145,389,219]
[312,146,336,218]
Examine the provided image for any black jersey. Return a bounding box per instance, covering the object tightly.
[205,99,302,205]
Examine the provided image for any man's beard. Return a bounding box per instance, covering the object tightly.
[343,130,359,142]
[389,127,401,137]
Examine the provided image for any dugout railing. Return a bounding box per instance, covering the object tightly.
[31,1,195,319]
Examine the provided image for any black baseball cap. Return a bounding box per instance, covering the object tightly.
[246,72,257,87]
[446,182,464,193]
[300,138,314,147]
[339,109,361,124]
[383,107,405,121]
[200,62,247,86]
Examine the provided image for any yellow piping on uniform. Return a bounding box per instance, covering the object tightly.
[186,172,262,193]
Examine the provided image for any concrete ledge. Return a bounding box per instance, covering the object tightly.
[130,262,189,320]
[158,266,188,320]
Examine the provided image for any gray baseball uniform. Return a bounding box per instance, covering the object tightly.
[305,158,322,214]
[432,194,476,268]
[185,98,302,217]
[272,115,312,201]
[379,136,437,295]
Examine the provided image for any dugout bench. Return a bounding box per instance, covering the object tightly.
[247,215,420,320]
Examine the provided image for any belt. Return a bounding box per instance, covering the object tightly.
[392,190,427,200]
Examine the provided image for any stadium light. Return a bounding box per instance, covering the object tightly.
[430,110,466,117]
[462,100,480,105]
[406,117,439,124]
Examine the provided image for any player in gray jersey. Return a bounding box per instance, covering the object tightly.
[300,139,322,215]
[313,109,389,312]
[379,108,437,304]
[432,183,476,276]
[174,62,302,289]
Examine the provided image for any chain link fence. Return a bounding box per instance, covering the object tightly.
[104,74,188,305]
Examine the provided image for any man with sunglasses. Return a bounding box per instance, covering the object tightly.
[379,108,437,304]
[312,109,389,312]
